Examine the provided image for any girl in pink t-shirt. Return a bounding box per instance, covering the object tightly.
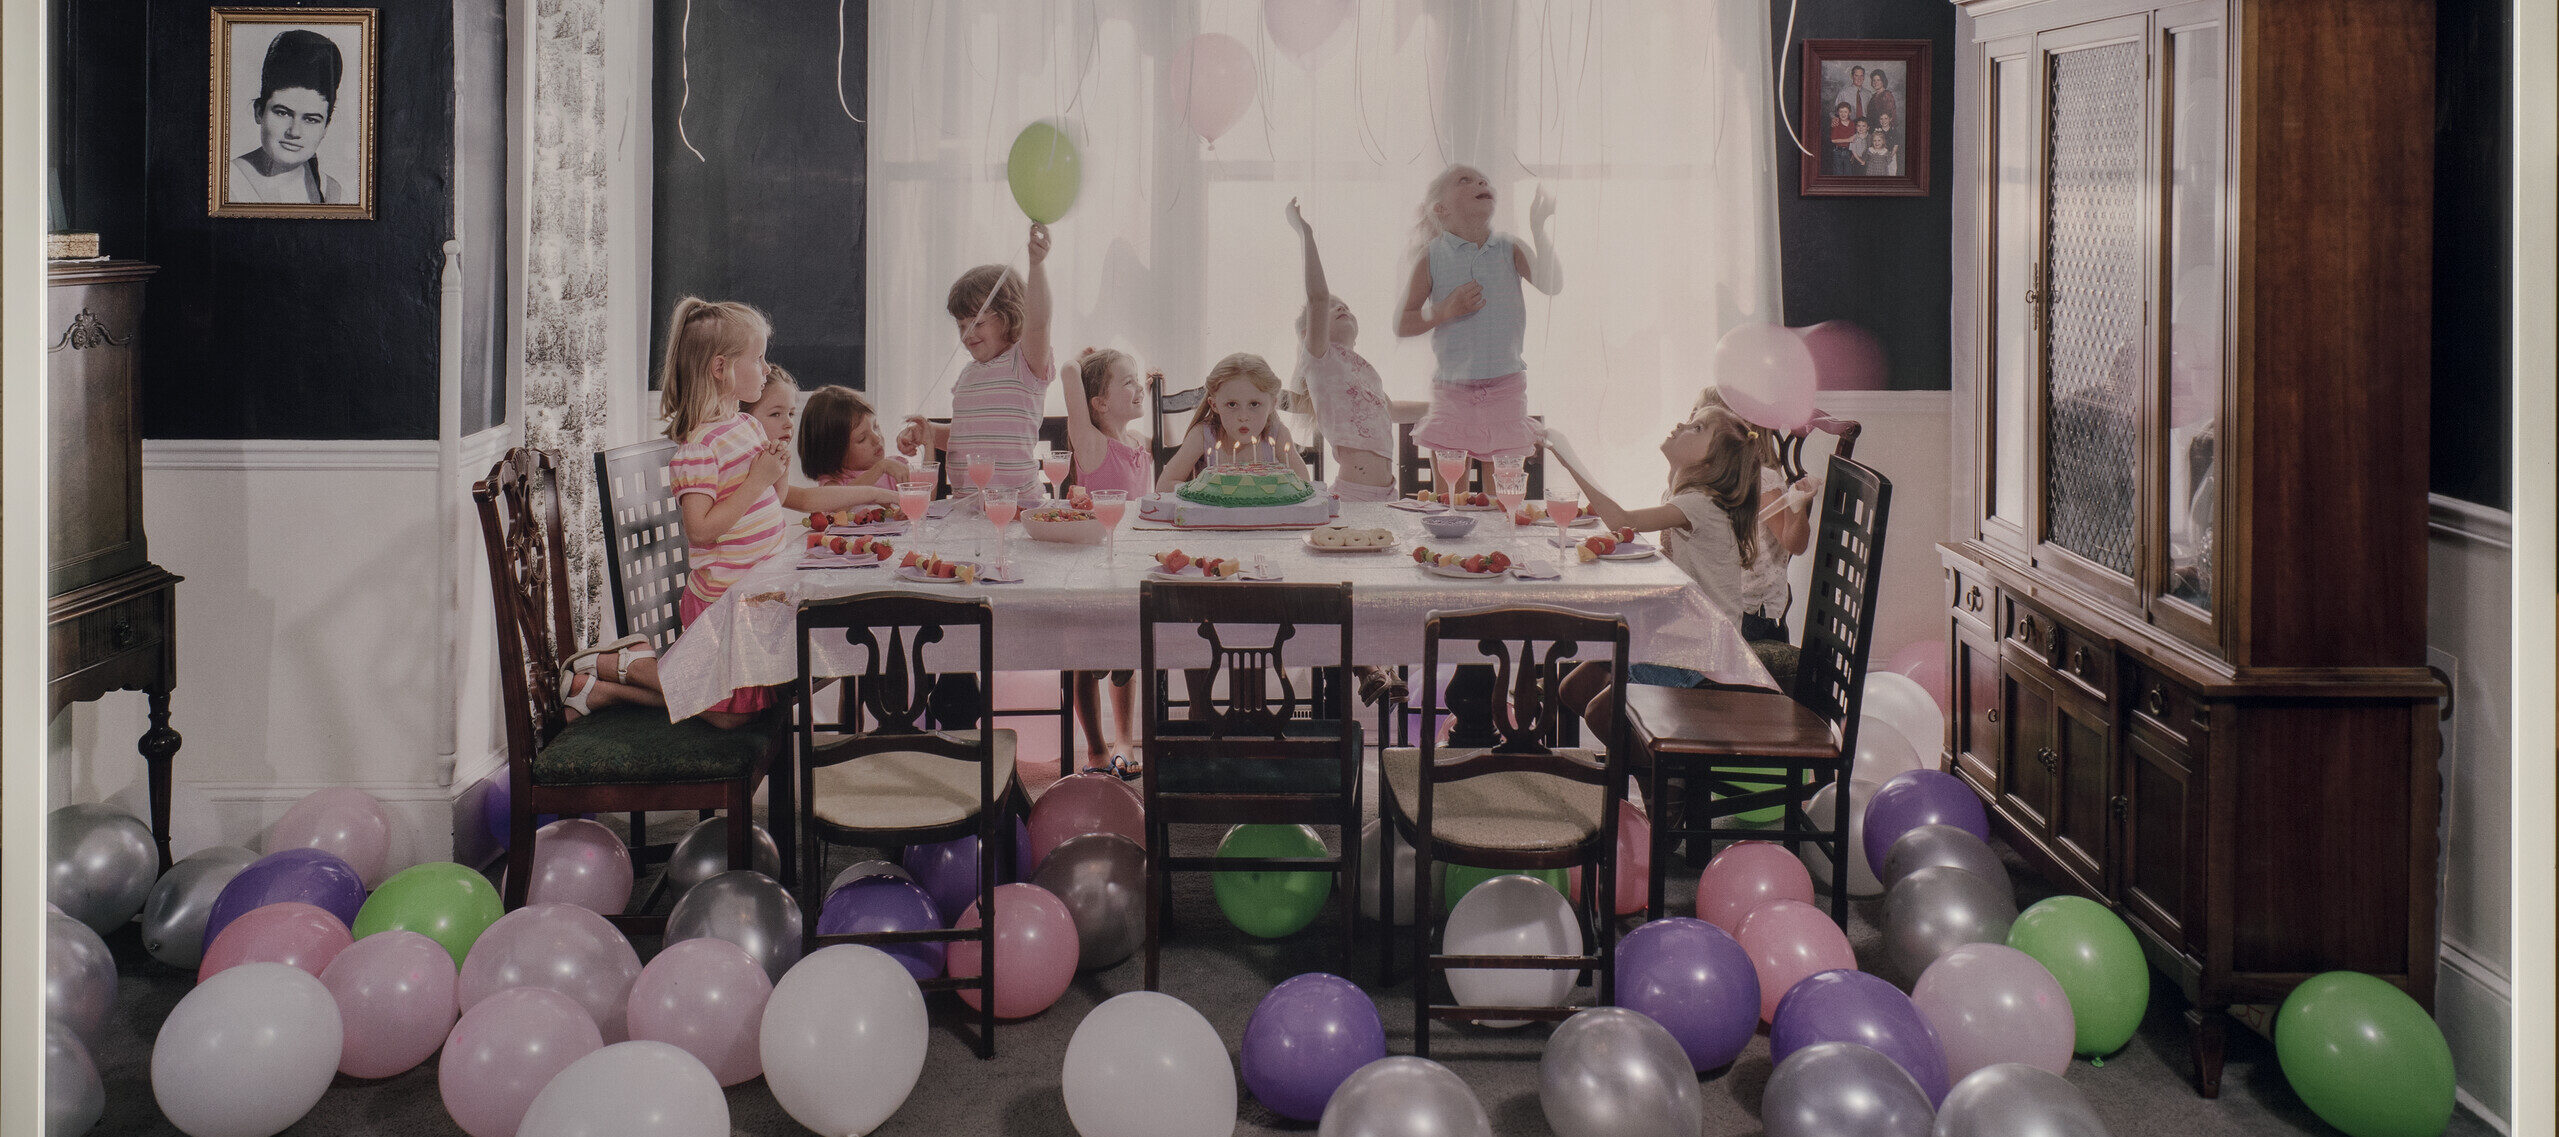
[1060,346,1158,767]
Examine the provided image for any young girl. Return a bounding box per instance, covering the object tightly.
[1396,165,1560,496]
[1694,387,1819,646]
[1284,199,1426,502]
[1061,347,1156,772]
[896,222,1056,495]
[796,384,910,492]
[1154,353,1308,492]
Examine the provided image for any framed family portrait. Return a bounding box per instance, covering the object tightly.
[1799,39,1931,198]
[207,7,377,219]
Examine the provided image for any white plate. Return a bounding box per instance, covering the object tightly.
[1599,543,1659,561]
[1420,561,1507,581]
[1387,499,1449,514]
[1303,534,1399,554]
[799,553,882,571]
[1452,500,1505,512]
[1146,563,1281,582]
[894,561,1020,584]
[827,520,906,536]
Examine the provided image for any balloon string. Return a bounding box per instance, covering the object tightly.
[1774,0,1816,158]
[677,0,705,161]
[836,0,864,122]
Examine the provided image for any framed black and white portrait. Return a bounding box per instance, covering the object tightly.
[208,7,376,219]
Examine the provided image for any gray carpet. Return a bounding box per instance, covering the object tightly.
[79,809,2494,1137]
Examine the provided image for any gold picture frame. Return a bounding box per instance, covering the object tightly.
[208,7,377,219]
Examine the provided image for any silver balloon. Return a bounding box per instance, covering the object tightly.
[1539,1008,1705,1137]
[1762,1041,1935,1137]
[1358,819,1422,926]
[1881,824,2009,894]
[663,818,781,905]
[1318,1056,1492,1137]
[1882,865,2019,986]
[46,1021,105,1137]
[47,803,160,935]
[1932,1063,2110,1137]
[44,913,117,1050]
[1028,833,1147,970]
[665,869,804,983]
[827,859,913,895]
[138,846,259,969]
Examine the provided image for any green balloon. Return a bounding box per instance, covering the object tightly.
[1440,864,1570,916]
[1212,824,1333,939]
[2275,972,2456,1137]
[1007,120,1082,224]
[2006,895,2149,1055]
[1716,766,1794,825]
[353,862,504,967]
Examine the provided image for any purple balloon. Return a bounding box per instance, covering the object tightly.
[904,834,991,923]
[816,878,946,981]
[477,774,573,848]
[1769,968,1951,1105]
[1862,770,1990,881]
[1615,917,1763,1071]
[204,848,367,948]
[1013,817,1034,883]
[1241,973,1388,1121]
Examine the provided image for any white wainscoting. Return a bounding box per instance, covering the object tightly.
[2426,494,2513,1132]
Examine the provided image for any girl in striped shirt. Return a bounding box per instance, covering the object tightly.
[896,222,1056,495]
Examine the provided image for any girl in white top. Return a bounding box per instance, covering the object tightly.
[1395,166,1562,496]
[1283,199,1426,502]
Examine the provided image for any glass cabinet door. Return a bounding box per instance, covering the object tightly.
[2155,9,2224,633]
[1982,45,2038,549]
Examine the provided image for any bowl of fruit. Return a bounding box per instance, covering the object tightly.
[1421,512,1478,539]
[1022,486,1105,544]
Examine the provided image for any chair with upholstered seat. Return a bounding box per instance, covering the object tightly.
[1620,454,1891,925]
[1379,604,1628,1056]
[1137,580,1363,990]
[476,448,783,934]
[792,591,1017,1058]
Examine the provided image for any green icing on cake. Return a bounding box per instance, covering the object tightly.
[1176,463,1314,508]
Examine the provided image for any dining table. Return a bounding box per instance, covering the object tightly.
[655,501,1773,724]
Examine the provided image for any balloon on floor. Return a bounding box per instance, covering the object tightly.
[1880,823,2006,893]
[1029,771,1149,867]
[205,848,366,945]
[1064,991,1236,1137]
[48,802,161,935]
[1615,916,1762,1072]
[761,946,928,1137]
[1243,973,1387,1122]
[1910,943,2075,1081]
[1214,823,1335,938]
[457,903,644,1042]
[1802,779,1885,897]
[661,817,781,906]
[1761,1041,1934,1137]
[1882,865,2019,985]
[439,987,604,1137]
[948,882,1079,1018]
[47,1022,105,1137]
[1563,800,1651,918]
[1696,840,1816,936]
[1863,770,1990,884]
[319,929,458,1080]
[1860,672,1947,763]
[516,1041,729,1137]
[2275,971,2457,1137]
[1445,874,1580,1027]
[1735,898,1857,1023]
[265,787,393,888]
[514,818,635,916]
[1030,831,1148,970]
[152,962,343,1137]
[904,832,996,923]
[1769,968,1952,1106]
[627,938,772,1087]
[353,860,504,967]
[818,874,949,980]
[199,900,352,983]
[140,846,258,969]
[664,869,803,983]
[1442,863,1569,917]
[2006,896,2149,1057]
[827,858,913,893]
[1539,1007,1705,1137]
[1933,1063,2109,1137]
[45,911,118,1050]
[1317,1056,1492,1137]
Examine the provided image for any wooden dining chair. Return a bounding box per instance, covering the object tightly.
[1380,604,1628,1056]
[792,591,1018,1059]
[1619,454,1892,925]
[476,448,784,934]
[591,438,721,875]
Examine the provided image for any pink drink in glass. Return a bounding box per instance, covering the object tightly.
[1431,449,1468,497]
[1545,490,1582,568]
[983,488,1018,567]
[898,481,932,542]
[1089,490,1129,565]
[1042,453,1071,496]
[965,453,993,490]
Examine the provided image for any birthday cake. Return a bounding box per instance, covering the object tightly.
[1141,462,1338,528]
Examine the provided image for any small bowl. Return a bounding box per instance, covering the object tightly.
[1421,513,1478,539]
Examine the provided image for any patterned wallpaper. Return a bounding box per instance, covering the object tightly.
[523,0,611,643]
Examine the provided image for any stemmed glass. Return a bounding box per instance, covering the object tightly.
[1543,485,1582,572]
[1089,489,1128,566]
[1493,455,1529,554]
[1038,444,1072,504]
[1431,448,1470,502]
[964,453,994,507]
[982,486,1020,572]
[909,459,939,536]
[898,480,934,544]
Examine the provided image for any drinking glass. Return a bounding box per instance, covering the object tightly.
[898,480,933,543]
[1543,485,1582,571]
[965,453,994,494]
[1493,456,1530,552]
[983,486,1020,569]
[1089,489,1129,566]
[1431,448,1469,500]
[1039,445,1072,501]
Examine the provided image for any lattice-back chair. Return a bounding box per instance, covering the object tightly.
[793,592,1018,1059]
[591,439,709,866]
[1380,605,1628,1056]
[1393,420,1545,501]
[476,448,781,933]
[1619,454,1891,924]
[1137,581,1363,990]
[1777,411,1864,484]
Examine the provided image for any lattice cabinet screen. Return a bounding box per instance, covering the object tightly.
[2039,41,2143,577]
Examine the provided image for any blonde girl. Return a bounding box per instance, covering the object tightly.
[896,222,1056,495]
[1060,347,1156,770]
[1154,353,1308,493]
[1395,165,1561,495]
[796,384,910,493]
[1284,198,1426,502]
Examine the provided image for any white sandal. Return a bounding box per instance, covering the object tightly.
[559,670,601,719]
[562,634,655,683]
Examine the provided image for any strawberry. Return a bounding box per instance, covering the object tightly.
[899,550,921,568]
[869,540,893,559]
[1488,551,1512,572]
[1462,554,1487,574]
[828,536,850,554]
[1413,546,1433,563]
[806,511,830,530]
[932,560,957,579]
[1616,526,1637,544]
[1469,492,1493,508]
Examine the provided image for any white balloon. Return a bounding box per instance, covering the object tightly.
[151,963,344,1137]
[1803,780,1886,897]
[516,1041,730,1137]
[1853,715,1927,785]
[1358,819,1420,926]
[1063,991,1238,1137]
[1861,673,1945,763]
[760,945,928,1136]
[1444,875,1581,1028]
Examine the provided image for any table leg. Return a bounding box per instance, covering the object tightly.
[141,686,182,873]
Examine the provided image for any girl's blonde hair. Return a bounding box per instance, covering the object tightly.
[795,385,876,482]
[659,297,772,442]
[1672,406,1763,569]
[1405,164,1481,264]
[1075,347,1135,410]
[1693,386,1783,470]
[1188,353,1284,440]
[946,264,1026,343]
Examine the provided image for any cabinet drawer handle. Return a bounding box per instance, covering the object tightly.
[1965,585,1983,612]
[2110,793,2129,819]
[2070,647,2089,675]
[1986,708,1999,724]
[2017,614,2039,643]
[2141,687,2167,716]
[2036,747,2057,773]
[110,620,137,651]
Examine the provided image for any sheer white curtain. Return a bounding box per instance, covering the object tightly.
[867,0,1778,497]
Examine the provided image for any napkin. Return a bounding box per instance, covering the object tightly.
[1508,562,1562,581]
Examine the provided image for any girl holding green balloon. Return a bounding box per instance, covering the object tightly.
[895,221,1058,498]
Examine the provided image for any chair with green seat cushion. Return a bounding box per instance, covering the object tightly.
[1138,580,1363,991]
[474,447,782,936]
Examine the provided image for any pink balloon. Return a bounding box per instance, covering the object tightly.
[439,987,604,1137]
[1569,800,1651,917]
[1263,0,1354,69]
[947,883,1079,1019]
[1026,772,1148,869]
[1883,640,1951,716]
[517,819,635,916]
[1713,324,1820,433]
[627,938,772,1087]
[1697,841,1816,937]
[267,787,393,888]
[1797,320,1889,391]
[199,901,353,983]
[1168,33,1256,145]
[1910,943,2076,1080]
[1735,898,1857,1023]
[456,903,644,1042]
[320,929,458,1079]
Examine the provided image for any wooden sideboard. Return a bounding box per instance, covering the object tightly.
[49,259,182,871]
